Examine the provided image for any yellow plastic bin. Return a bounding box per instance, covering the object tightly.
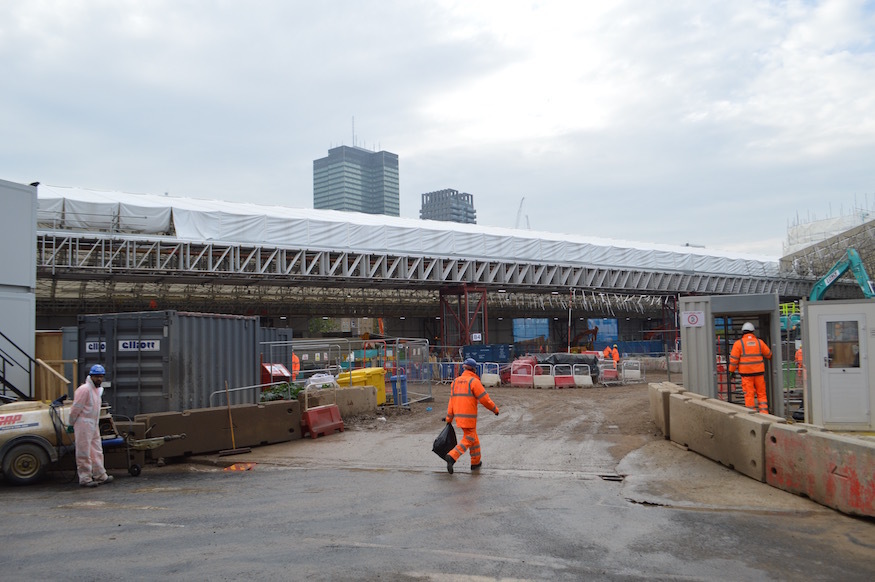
[336,367,388,405]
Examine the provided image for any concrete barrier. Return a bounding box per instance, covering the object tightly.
[658,388,874,516]
[724,410,781,482]
[706,398,788,425]
[648,383,673,438]
[648,382,685,439]
[765,423,875,518]
[135,400,303,459]
[648,384,665,437]
[668,394,784,482]
[305,385,377,418]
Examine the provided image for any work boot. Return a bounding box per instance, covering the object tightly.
[445,454,455,474]
[81,481,99,488]
[96,475,114,484]
[471,463,482,471]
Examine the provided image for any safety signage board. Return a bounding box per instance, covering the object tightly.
[681,311,705,327]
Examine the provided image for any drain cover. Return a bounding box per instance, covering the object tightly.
[599,474,625,482]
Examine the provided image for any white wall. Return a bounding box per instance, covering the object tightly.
[0,179,37,396]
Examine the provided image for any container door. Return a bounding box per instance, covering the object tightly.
[819,313,869,424]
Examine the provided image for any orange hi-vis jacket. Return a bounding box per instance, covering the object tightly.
[729,333,772,376]
[291,354,300,380]
[446,369,498,429]
[603,346,611,358]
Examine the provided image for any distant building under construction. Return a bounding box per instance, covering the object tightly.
[419,188,476,224]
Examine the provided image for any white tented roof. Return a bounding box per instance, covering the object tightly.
[36,185,780,277]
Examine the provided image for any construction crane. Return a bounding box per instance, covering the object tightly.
[515,197,525,229]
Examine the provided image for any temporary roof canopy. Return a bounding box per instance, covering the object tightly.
[36,185,781,278]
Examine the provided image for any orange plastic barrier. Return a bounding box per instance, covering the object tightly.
[553,364,575,389]
[302,404,345,439]
[510,361,534,388]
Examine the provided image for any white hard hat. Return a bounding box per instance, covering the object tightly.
[742,322,755,333]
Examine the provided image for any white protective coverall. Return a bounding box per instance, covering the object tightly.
[69,376,109,485]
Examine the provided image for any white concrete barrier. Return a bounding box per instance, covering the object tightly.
[648,382,683,439]
[668,394,784,482]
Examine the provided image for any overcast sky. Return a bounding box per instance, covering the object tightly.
[2,1,874,258]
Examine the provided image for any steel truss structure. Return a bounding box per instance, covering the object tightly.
[36,230,863,321]
[38,231,819,295]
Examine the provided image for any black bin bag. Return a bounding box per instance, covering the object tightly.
[432,423,457,459]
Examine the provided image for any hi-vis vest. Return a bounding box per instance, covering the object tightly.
[729,333,772,376]
[446,370,498,429]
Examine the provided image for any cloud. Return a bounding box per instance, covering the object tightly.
[2,0,874,258]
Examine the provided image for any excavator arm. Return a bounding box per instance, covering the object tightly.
[809,248,875,301]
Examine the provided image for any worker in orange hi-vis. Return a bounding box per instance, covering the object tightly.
[611,344,620,364]
[444,358,499,474]
[794,345,805,388]
[603,346,611,359]
[728,322,773,414]
[291,352,300,381]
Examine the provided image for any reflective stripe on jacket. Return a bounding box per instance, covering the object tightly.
[729,333,772,376]
[446,369,498,429]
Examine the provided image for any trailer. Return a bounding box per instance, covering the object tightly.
[0,397,183,486]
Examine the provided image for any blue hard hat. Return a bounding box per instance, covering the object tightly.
[463,358,477,368]
[89,364,106,375]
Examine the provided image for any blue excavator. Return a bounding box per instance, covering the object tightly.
[809,248,875,301]
[781,248,873,335]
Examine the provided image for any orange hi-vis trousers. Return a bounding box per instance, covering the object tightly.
[448,427,481,466]
[741,374,768,414]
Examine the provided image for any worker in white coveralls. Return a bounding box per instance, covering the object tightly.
[68,364,114,487]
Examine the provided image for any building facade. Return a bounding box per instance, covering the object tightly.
[313,146,400,216]
[419,188,476,224]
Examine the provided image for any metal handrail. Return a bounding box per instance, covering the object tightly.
[0,329,35,400]
[208,381,289,407]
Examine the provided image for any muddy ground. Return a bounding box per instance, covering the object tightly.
[343,371,677,464]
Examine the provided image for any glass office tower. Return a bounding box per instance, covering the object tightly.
[313,146,400,216]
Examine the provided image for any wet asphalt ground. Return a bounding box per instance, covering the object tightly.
[3,425,875,581]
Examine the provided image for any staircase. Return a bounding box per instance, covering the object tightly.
[0,329,35,402]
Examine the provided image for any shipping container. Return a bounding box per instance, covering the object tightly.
[78,311,259,418]
[462,344,513,364]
